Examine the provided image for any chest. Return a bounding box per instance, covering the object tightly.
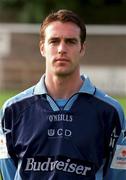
[12,98,106,159]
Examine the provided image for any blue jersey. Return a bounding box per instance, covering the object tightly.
[0,75,126,180]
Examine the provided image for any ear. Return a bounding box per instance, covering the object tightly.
[39,41,45,57]
[80,41,86,57]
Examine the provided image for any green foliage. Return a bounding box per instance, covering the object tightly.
[0,171,3,180]
[0,0,23,8]
[0,90,19,107]
[0,0,126,23]
[114,97,126,115]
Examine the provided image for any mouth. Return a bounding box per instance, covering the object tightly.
[54,58,70,63]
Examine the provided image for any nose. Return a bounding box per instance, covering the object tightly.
[58,41,67,55]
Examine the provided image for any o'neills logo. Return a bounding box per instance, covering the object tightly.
[48,114,73,122]
[24,157,93,176]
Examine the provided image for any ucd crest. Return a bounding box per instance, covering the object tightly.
[48,129,55,137]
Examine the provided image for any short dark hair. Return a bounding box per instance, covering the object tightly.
[40,9,86,46]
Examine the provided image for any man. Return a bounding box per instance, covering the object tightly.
[0,9,126,180]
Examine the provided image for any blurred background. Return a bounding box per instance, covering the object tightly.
[0,0,126,112]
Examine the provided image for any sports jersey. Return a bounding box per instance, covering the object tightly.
[0,74,126,180]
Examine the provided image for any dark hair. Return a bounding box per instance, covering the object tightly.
[40,9,86,46]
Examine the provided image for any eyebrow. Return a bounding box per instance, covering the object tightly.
[48,37,60,42]
[65,38,78,43]
[48,37,79,43]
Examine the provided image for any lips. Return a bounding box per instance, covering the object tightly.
[54,58,70,62]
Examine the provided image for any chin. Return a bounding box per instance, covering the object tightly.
[55,70,73,77]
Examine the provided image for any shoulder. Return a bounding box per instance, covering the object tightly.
[1,86,35,117]
[81,74,125,125]
[94,87,125,127]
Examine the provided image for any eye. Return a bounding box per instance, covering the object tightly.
[49,38,59,45]
[65,39,78,45]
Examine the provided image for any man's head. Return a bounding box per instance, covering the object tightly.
[40,9,86,46]
[40,9,86,78]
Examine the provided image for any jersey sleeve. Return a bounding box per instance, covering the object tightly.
[0,107,17,180]
[104,113,126,179]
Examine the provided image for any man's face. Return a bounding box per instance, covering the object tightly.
[40,21,86,77]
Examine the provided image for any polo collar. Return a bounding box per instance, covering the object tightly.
[34,74,96,96]
[34,75,47,95]
[79,74,96,95]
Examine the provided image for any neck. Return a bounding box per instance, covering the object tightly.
[45,72,83,99]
